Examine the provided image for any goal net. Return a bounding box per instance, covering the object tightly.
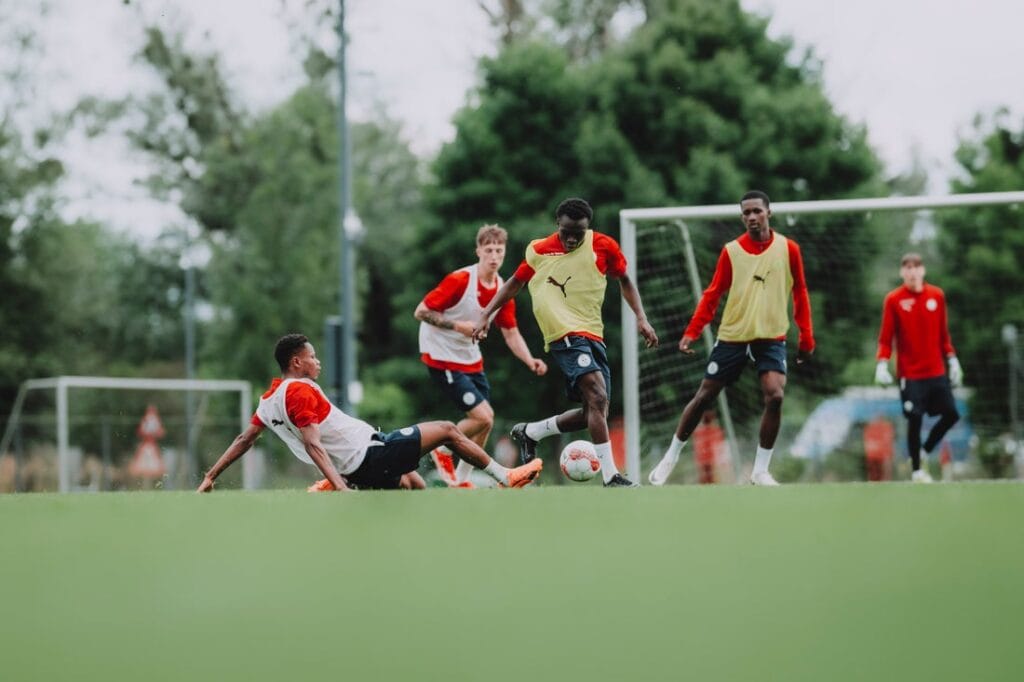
[0,377,256,492]
[620,191,1024,484]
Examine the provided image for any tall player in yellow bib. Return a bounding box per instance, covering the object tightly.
[649,191,815,486]
[473,198,659,487]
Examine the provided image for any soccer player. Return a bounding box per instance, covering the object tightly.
[471,197,659,488]
[648,190,814,487]
[873,252,962,483]
[415,224,547,487]
[196,334,543,492]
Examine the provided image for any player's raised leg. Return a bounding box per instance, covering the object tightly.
[419,421,541,488]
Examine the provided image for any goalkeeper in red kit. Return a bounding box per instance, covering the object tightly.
[875,253,962,483]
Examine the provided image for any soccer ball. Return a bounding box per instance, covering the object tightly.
[559,440,601,482]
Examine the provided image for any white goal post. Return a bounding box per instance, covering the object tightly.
[0,376,253,492]
[620,190,1024,483]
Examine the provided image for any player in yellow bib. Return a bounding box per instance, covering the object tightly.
[648,190,815,486]
[473,198,659,487]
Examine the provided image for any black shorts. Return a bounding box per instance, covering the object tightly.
[549,335,612,403]
[705,340,787,385]
[427,367,491,413]
[346,426,423,490]
[900,376,957,418]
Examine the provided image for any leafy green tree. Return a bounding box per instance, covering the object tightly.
[936,112,1024,429]
[413,0,883,435]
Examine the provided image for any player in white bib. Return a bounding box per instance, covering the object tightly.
[416,224,547,486]
[197,334,543,492]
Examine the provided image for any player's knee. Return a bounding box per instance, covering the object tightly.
[764,388,784,410]
[584,390,608,415]
[478,406,495,429]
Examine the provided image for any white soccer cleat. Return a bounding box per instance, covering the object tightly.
[750,471,780,486]
[911,468,934,484]
[648,454,679,486]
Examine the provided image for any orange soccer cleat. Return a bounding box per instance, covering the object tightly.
[506,458,543,488]
[306,478,336,492]
[450,480,476,489]
[431,449,457,484]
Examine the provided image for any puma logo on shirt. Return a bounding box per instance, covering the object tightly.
[546,275,571,297]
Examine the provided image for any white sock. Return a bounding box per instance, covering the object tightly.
[455,459,474,483]
[483,459,509,484]
[753,446,773,475]
[594,441,619,482]
[525,417,560,442]
[661,435,686,465]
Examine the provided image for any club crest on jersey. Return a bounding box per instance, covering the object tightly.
[462,391,477,406]
[707,361,719,375]
[577,353,592,368]
[926,298,938,311]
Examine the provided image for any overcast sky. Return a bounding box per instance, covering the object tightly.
[20,0,1024,237]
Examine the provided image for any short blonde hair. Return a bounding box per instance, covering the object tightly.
[476,224,507,246]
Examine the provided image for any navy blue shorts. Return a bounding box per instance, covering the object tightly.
[900,376,957,418]
[705,340,787,385]
[550,335,612,403]
[427,367,491,413]
[346,425,423,490]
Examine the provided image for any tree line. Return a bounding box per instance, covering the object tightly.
[1,0,1021,460]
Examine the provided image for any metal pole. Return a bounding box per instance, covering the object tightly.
[336,0,357,414]
[56,378,69,493]
[183,262,197,488]
[620,218,641,482]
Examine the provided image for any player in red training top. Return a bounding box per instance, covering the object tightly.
[874,253,962,483]
[648,190,814,487]
[415,224,547,487]
[472,198,659,488]
[197,334,542,492]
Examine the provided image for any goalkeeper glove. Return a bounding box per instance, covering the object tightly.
[948,356,964,387]
[874,361,894,386]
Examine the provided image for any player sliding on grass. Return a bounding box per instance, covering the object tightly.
[197,334,542,492]
[649,190,814,487]
[472,197,659,488]
[415,224,547,488]
[874,252,962,483]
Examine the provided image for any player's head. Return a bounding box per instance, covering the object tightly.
[274,333,320,378]
[740,190,771,233]
[555,198,592,252]
[475,224,508,274]
[899,252,926,291]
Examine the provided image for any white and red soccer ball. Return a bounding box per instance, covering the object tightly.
[559,440,601,482]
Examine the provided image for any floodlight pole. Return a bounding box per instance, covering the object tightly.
[335,0,358,414]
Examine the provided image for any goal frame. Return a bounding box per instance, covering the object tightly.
[0,376,253,492]
[620,190,1024,482]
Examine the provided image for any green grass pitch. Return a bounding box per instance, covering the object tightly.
[2,482,1022,681]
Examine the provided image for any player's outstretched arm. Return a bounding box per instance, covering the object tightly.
[500,326,548,375]
[616,274,659,348]
[198,423,263,492]
[299,423,350,491]
[472,277,524,341]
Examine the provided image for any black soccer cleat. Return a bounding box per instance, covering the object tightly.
[603,473,640,488]
[509,423,538,464]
